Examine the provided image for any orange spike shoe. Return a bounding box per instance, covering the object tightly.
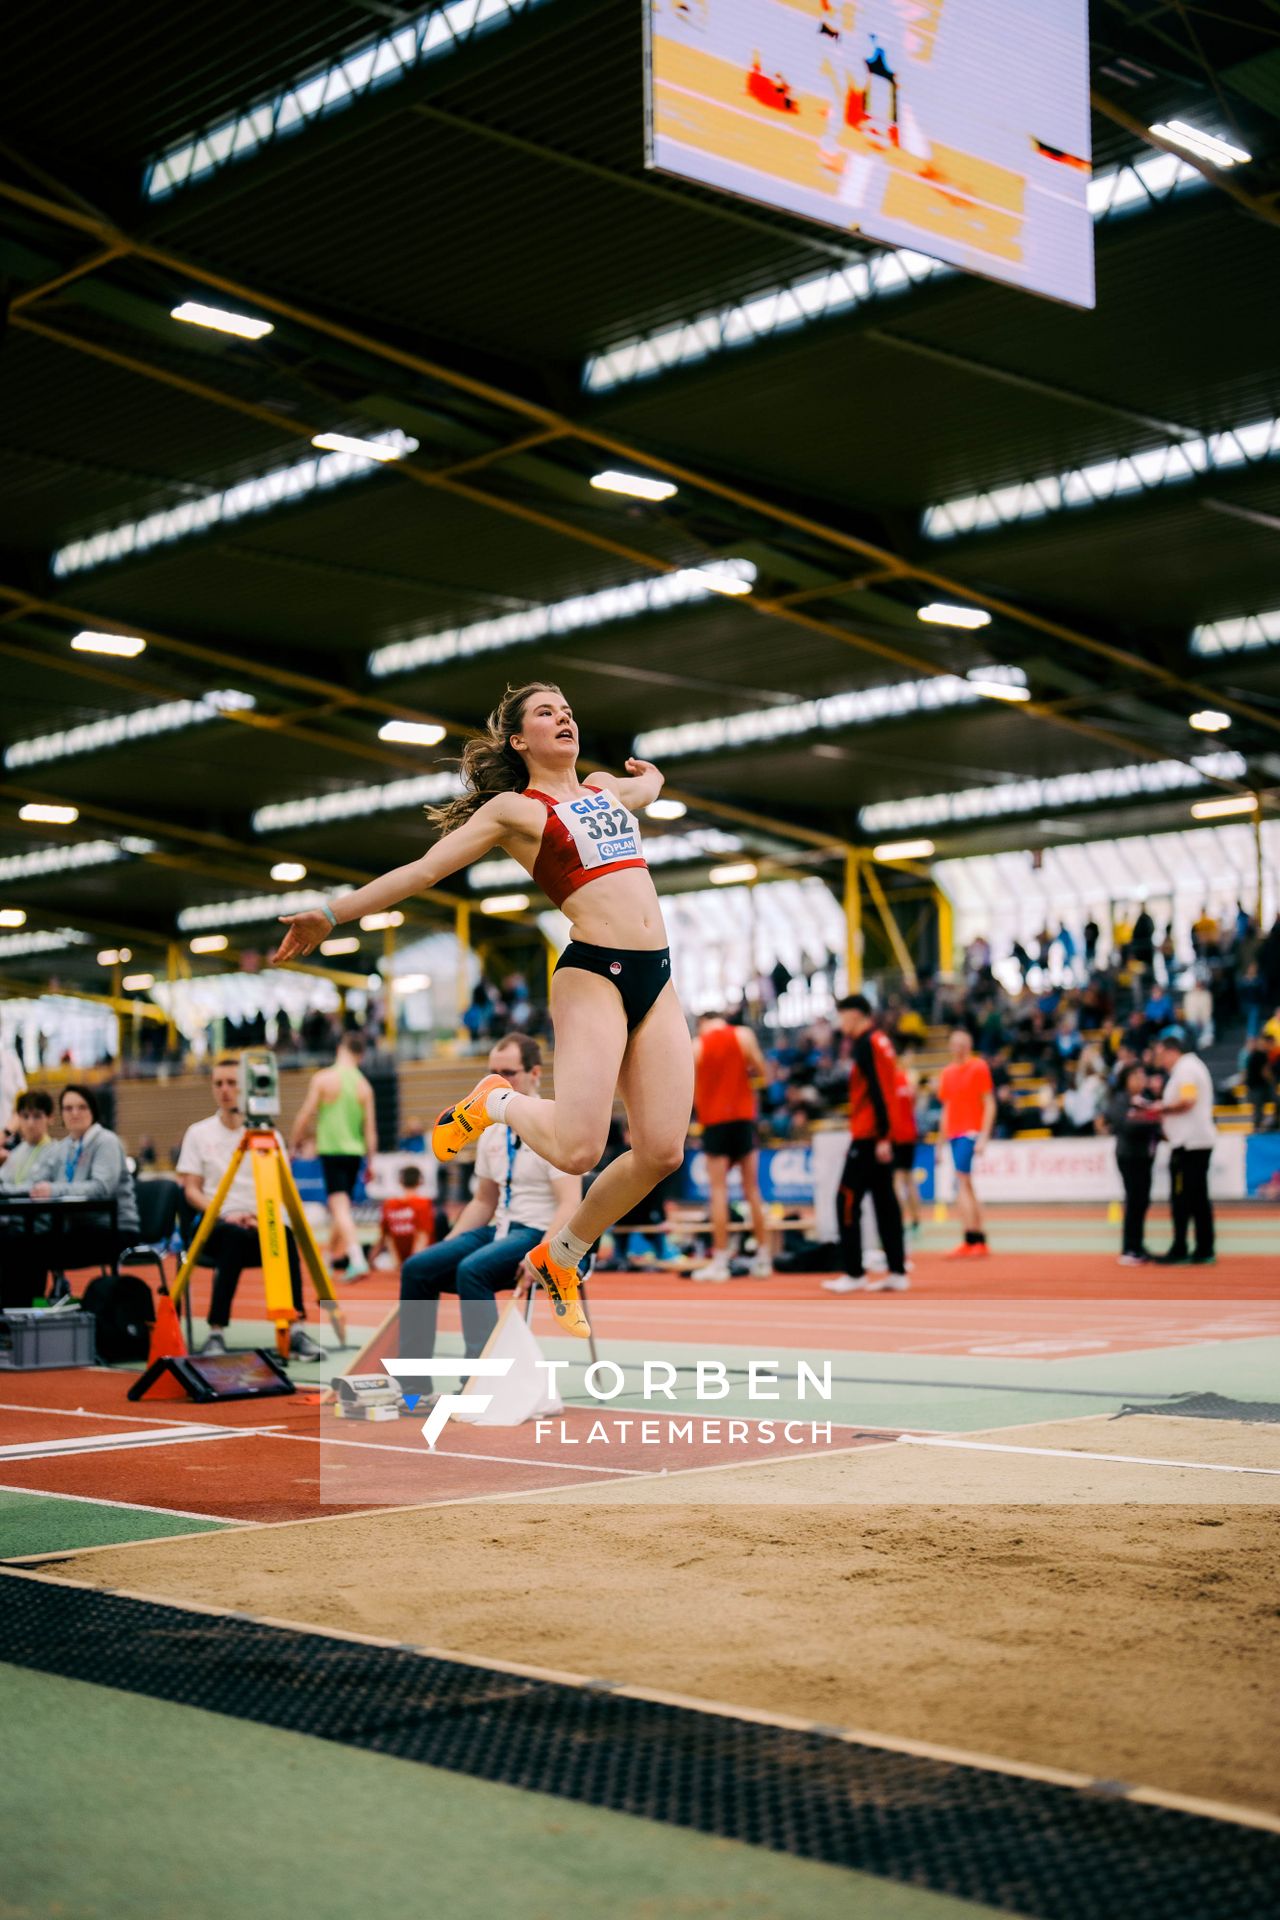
[528,1238,591,1340]
[431,1073,510,1162]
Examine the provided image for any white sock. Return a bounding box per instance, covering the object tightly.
[485,1087,514,1124]
[549,1224,592,1271]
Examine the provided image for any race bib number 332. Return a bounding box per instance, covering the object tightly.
[557,789,641,871]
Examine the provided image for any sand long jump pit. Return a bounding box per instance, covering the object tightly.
[29,1411,1280,1822]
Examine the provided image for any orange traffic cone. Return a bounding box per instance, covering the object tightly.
[137,1285,188,1398]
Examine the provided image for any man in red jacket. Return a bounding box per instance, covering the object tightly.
[822,994,909,1295]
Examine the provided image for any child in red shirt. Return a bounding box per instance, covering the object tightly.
[371,1165,435,1269]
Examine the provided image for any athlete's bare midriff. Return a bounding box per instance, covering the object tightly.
[500,791,669,950]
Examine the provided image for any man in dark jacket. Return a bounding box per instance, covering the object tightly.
[822,995,907,1295]
[1105,1065,1163,1265]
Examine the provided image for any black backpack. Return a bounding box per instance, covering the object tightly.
[82,1272,155,1363]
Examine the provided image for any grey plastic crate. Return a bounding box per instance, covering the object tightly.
[0,1308,96,1370]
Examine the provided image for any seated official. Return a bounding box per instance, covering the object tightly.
[400,1034,580,1360]
[8,1084,139,1299]
[176,1053,325,1361]
[1,1090,65,1309]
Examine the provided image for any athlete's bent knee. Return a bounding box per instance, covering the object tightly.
[635,1137,686,1180]
[557,1135,608,1176]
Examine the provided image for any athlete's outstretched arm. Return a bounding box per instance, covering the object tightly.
[607,757,665,811]
[271,795,520,962]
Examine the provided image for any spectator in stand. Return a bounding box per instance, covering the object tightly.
[397,1114,427,1152]
[821,995,908,1295]
[1060,1055,1107,1135]
[1183,973,1214,1049]
[1083,918,1100,970]
[1240,962,1267,1039]
[1192,904,1220,960]
[1104,1065,1163,1265]
[1131,905,1156,971]
[690,1011,771,1282]
[370,1165,435,1270]
[1144,980,1174,1029]
[1244,1034,1274,1132]
[176,1055,326,1360]
[0,1041,27,1140]
[1151,1027,1218,1266]
[1112,908,1134,966]
[938,1029,996,1259]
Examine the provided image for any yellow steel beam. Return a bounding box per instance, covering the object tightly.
[1091,89,1280,233]
[8,243,128,311]
[0,973,170,1021]
[863,859,918,988]
[1,184,1265,773]
[843,848,863,993]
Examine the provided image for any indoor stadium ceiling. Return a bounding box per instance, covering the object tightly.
[2,0,1279,996]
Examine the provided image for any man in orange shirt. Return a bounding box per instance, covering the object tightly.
[691,1011,771,1282]
[371,1164,435,1269]
[938,1028,996,1258]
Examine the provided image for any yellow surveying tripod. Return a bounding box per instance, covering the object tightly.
[170,1051,346,1359]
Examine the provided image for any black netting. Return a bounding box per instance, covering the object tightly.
[1115,1392,1280,1423]
[1,1576,1275,1919]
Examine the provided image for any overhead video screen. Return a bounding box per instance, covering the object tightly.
[646,1,1095,309]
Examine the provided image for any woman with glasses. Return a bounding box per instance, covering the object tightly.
[275,682,691,1340]
[12,1083,139,1297]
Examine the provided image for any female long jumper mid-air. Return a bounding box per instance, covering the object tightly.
[272,682,693,1339]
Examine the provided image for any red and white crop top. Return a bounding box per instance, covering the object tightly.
[523,784,649,909]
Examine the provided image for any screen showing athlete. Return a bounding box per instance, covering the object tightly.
[273,682,692,1340]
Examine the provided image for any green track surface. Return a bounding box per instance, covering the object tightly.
[0,1489,227,1559]
[1,1663,1011,1920]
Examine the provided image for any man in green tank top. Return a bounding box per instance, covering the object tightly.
[290,1032,377,1277]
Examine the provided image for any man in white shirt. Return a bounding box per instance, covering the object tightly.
[400,1033,581,1359]
[1151,1027,1217,1266]
[176,1053,325,1360]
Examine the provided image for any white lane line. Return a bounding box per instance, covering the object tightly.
[0,1482,252,1524]
[897,1436,1280,1475]
[0,1402,204,1426]
[0,1426,283,1463]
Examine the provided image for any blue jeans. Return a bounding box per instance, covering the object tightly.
[400,1223,543,1357]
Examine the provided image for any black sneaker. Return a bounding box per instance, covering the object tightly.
[1187,1252,1217,1266]
[200,1331,228,1356]
[288,1328,328,1363]
[1151,1251,1189,1265]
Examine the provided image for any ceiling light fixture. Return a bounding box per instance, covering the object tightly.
[966,678,1033,702]
[392,973,431,994]
[70,630,147,658]
[320,936,361,957]
[0,909,27,928]
[5,690,255,772]
[378,720,447,747]
[121,972,155,992]
[1188,710,1230,733]
[918,604,992,629]
[872,839,936,862]
[590,470,678,502]
[359,911,404,932]
[1149,121,1250,169]
[478,894,530,915]
[310,431,416,462]
[368,559,757,679]
[645,799,688,821]
[0,841,149,883]
[1190,794,1258,820]
[709,862,759,886]
[189,934,230,954]
[861,750,1245,832]
[252,771,461,834]
[97,948,132,965]
[171,300,274,339]
[18,803,79,825]
[270,862,307,883]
